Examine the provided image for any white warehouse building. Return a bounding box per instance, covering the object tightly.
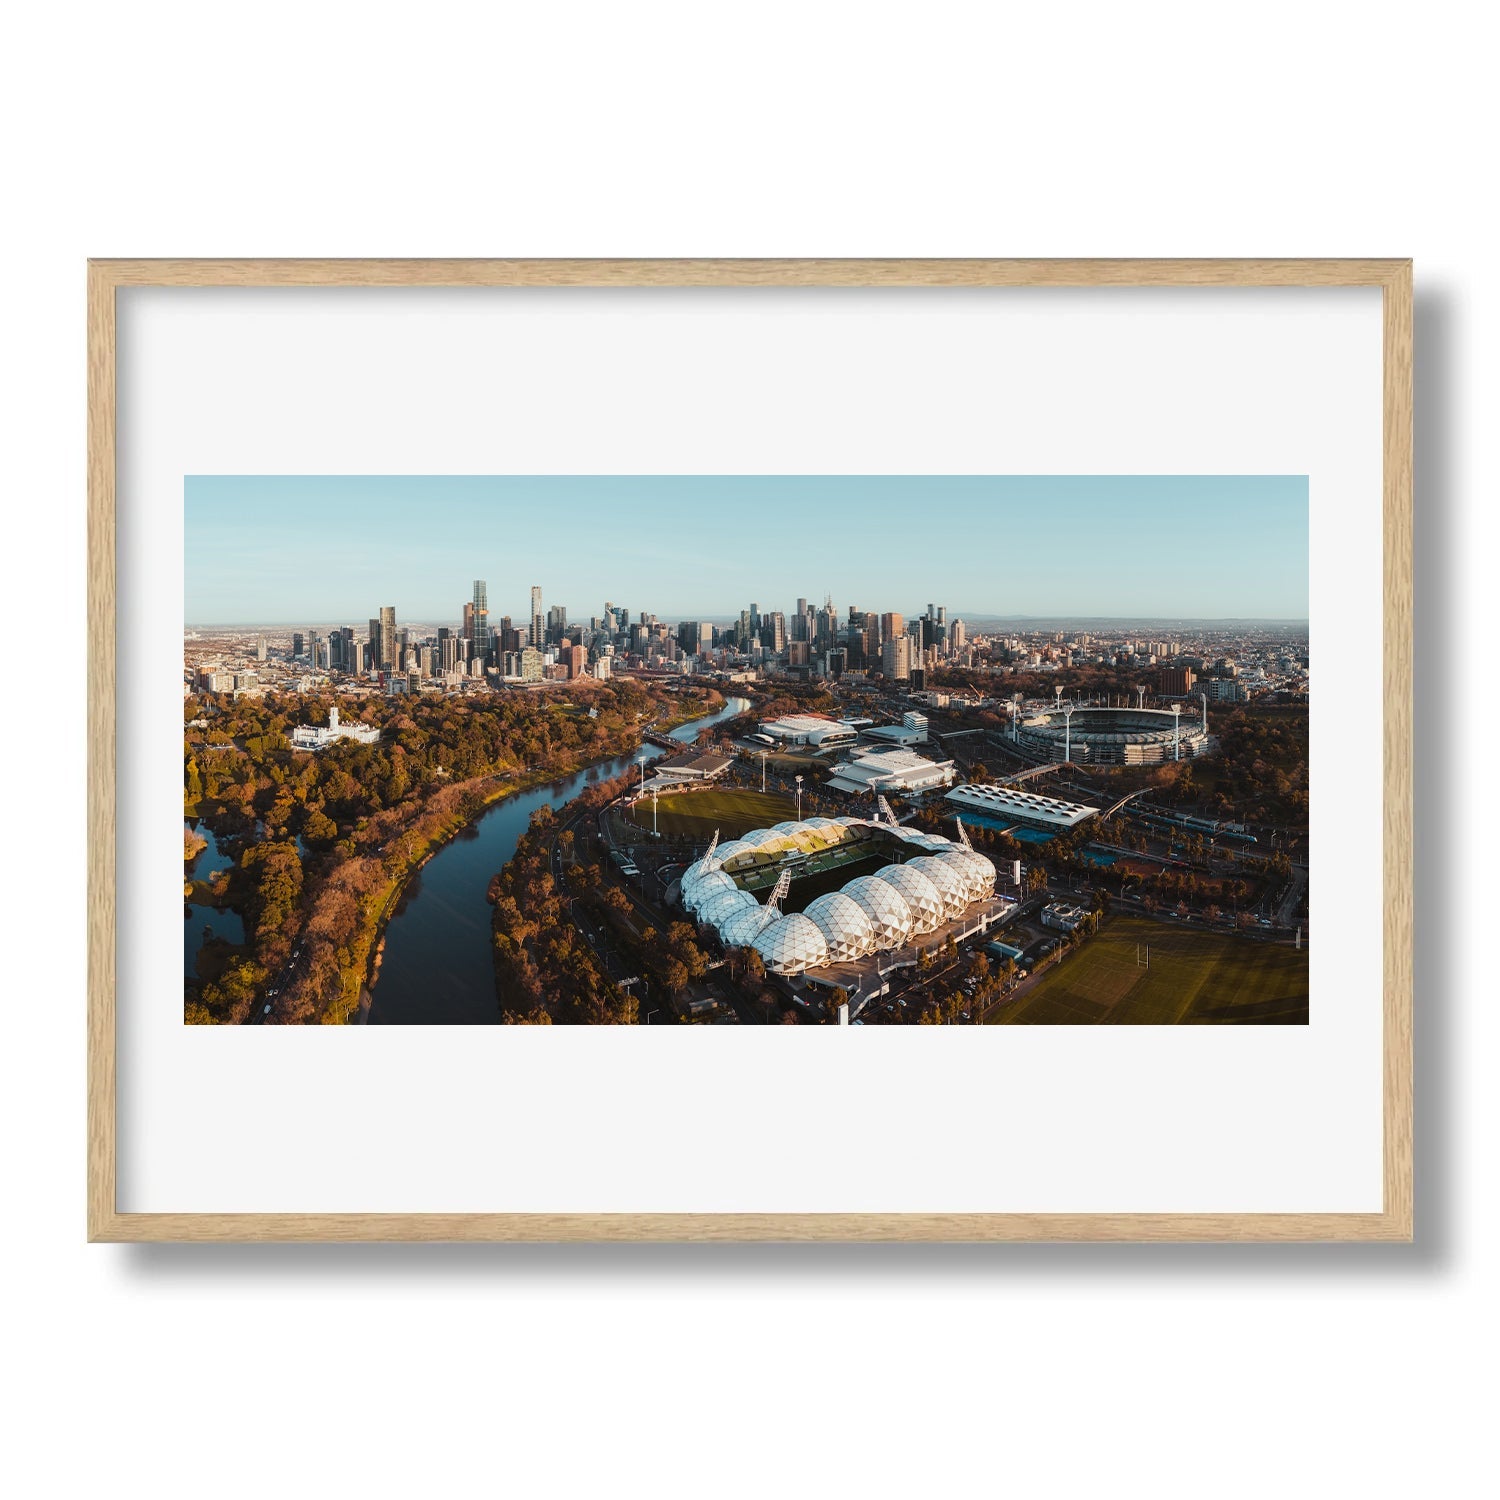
[758,713,861,750]
[825,747,956,797]
[944,783,1099,834]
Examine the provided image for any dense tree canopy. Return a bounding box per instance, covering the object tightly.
[184,680,702,1023]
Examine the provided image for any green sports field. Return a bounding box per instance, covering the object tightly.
[626,787,798,838]
[988,914,1309,1025]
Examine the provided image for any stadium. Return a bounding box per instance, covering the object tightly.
[1015,706,1212,765]
[678,814,1004,975]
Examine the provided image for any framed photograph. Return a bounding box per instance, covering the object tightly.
[88,259,1412,1241]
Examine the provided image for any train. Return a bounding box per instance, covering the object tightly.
[1133,808,1258,844]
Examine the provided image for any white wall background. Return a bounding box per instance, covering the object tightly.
[0,3,1490,1496]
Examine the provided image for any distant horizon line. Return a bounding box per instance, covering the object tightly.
[186,612,1312,629]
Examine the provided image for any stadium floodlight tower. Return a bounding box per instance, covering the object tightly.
[1201,690,1209,738]
[636,751,649,794]
[1062,701,1075,764]
[1137,684,1147,710]
[651,788,659,837]
[1054,685,1063,713]
[794,774,804,821]
[877,794,897,826]
[1010,695,1022,743]
[759,748,768,793]
[1171,702,1182,760]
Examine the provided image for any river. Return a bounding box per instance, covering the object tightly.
[366,696,749,1024]
[184,821,245,975]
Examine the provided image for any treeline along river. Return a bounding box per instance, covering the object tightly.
[367,697,749,1024]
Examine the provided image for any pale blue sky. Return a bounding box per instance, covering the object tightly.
[185,475,1308,624]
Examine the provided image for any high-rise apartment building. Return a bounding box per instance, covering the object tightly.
[530,586,544,648]
[815,603,837,653]
[378,606,396,669]
[882,635,912,681]
[880,612,903,646]
[679,621,713,655]
[472,580,489,657]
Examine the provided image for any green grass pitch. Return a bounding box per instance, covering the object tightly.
[627,787,798,838]
[988,914,1309,1025]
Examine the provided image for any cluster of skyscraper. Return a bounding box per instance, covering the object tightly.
[675,599,966,685]
[280,587,970,691]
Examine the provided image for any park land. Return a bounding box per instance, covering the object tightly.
[988,914,1309,1025]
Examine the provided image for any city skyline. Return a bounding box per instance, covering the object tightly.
[185,475,1310,624]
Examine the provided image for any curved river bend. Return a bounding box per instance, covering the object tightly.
[367,697,748,1024]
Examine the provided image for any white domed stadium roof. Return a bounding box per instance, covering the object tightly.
[682,868,734,915]
[751,913,830,975]
[803,892,877,962]
[906,856,970,920]
[842,874,916,949]
[739,828,780,847]
[929,850,981,902]
[697,888,759,928]
[946,848,997,900]
[720,902,776,949]
[872,863,944,934]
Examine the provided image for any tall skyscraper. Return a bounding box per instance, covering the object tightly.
[472,580,489,657]
[379,606,396,669]
[530,585,544,648]
[880,611,903,646]
[882,635,912,681]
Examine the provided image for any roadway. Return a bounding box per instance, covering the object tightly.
[248,941,312,1024]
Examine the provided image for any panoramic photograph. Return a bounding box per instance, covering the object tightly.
[183,475,1310,1026]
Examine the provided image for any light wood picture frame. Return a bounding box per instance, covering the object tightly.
[87,258,1413,1243]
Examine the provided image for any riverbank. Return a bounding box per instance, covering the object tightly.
[365,693,749,1025]
[334,698,727,1024]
